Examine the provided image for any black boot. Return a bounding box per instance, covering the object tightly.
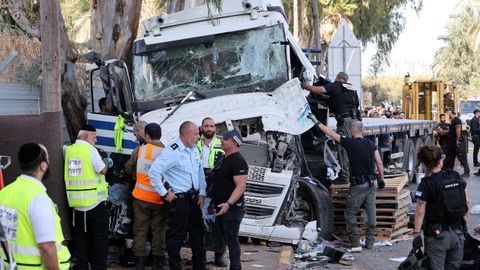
[135,257,146,270]
[152,256,164,270]
[214,252,228,267]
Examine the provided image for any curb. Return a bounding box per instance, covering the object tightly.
[277,245,293,270]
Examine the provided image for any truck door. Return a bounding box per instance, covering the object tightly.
[87,60,135,114]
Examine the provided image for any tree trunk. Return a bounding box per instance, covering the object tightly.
[293,0,299,39]
[59,10,86,142]
[311,0,322,75]
[5,1,87,142]
[40,0,60,112]
[89,0,143,62]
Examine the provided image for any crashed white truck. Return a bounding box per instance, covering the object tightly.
[85,0,435,244]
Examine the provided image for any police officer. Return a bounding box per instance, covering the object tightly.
[303,72,361,182]
[196,117,225,266]
[0,143,70,269]
[413,145,469,270]
[148,121,206,270]
[131,123,168,270]
[470,109,480,167]
[445,111,469,177]
[309,115,384,249]
[64,124,110,270]
[435,113,450,155]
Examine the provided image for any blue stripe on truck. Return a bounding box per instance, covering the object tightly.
[88,119,116,130]
[97,136,138,150]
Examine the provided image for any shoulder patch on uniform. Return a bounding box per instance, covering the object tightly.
[170,143,178,150]
[415,191,422,197]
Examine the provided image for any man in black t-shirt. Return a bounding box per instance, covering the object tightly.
[309,115,384,250]
[445,111,469,176]
[209,129,247,270]
[435,113,450,155]
[302,72,361,183]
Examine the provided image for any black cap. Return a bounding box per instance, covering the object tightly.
[18,143,43,167]
[81,124,96,132]
[474,109,480,114]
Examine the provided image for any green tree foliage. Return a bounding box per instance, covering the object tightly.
[350,0,423,75]
[362,75,406,106]
[282,0,423,74]
[434,5,480,96]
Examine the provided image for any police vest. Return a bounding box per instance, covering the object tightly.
[197,137,224,168]
[0,176,71,269]
[424,170,467,226]
[329,82,359,114]
[132,143,164,204]
[64,143,108,207]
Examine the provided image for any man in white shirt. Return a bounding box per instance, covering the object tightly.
[64,124,109,270]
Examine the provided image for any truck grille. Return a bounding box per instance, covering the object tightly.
[248,166,266,182]
[245,205,275,217]
[246,182,284,195]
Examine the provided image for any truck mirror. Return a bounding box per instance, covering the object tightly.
[84,51,103,65]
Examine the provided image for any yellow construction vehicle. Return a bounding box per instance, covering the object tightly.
[402,77,458,121]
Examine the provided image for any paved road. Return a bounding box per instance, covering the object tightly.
[111,144,480,270]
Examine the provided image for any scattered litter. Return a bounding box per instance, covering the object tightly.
[470,204,480,215]
[302,221,318,242]
[390,257,407,262]
[322,246,345,263]
[293,259,329,269]
[359,239,393,247]
[474,224,480,233]
[347,247,362,253]
[296,240,312,253]
[251,264,264,268]
[243,252,252,255]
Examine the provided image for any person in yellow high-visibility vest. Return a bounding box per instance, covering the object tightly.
[196,117,225,267]
[0,143,70,270]
[64,124,110,270]
[131,123,168,270]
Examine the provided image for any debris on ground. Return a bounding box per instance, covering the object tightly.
[470,204,480,214]
[301,221,318,242]
[474,224,480,233]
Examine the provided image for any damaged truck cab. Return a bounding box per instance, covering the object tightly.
[87,0,334,243]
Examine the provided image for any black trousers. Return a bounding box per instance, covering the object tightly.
[445,141,469,173]
[473,135,480,164]
[73,201,109,270]
[166,194,206,270]
[212,203,245,270]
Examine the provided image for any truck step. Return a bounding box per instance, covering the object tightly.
[390,152,404,159]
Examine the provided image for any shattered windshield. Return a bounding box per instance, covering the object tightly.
[133,24,288,101]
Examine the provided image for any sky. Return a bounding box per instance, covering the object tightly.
[362,0,459,76]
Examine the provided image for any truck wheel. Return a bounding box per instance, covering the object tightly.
[403,138,416,183]
[296,177,333,240]
[423,134,433,146]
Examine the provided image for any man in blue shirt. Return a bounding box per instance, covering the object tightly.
[148,121,206,270]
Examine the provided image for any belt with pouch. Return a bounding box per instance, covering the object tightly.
[350,175,375,186]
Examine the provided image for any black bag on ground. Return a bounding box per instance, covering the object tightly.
[398,235,429,270]
[460,233,480,270]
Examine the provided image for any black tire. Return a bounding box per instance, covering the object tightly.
[423,134,433,146]
[296,177,333,240]
[403,138,416,183]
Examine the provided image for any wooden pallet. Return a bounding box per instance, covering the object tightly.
[334,214,409,230]
[331,172,408,195]
[332,189,412,209]
[334,226,412,242]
